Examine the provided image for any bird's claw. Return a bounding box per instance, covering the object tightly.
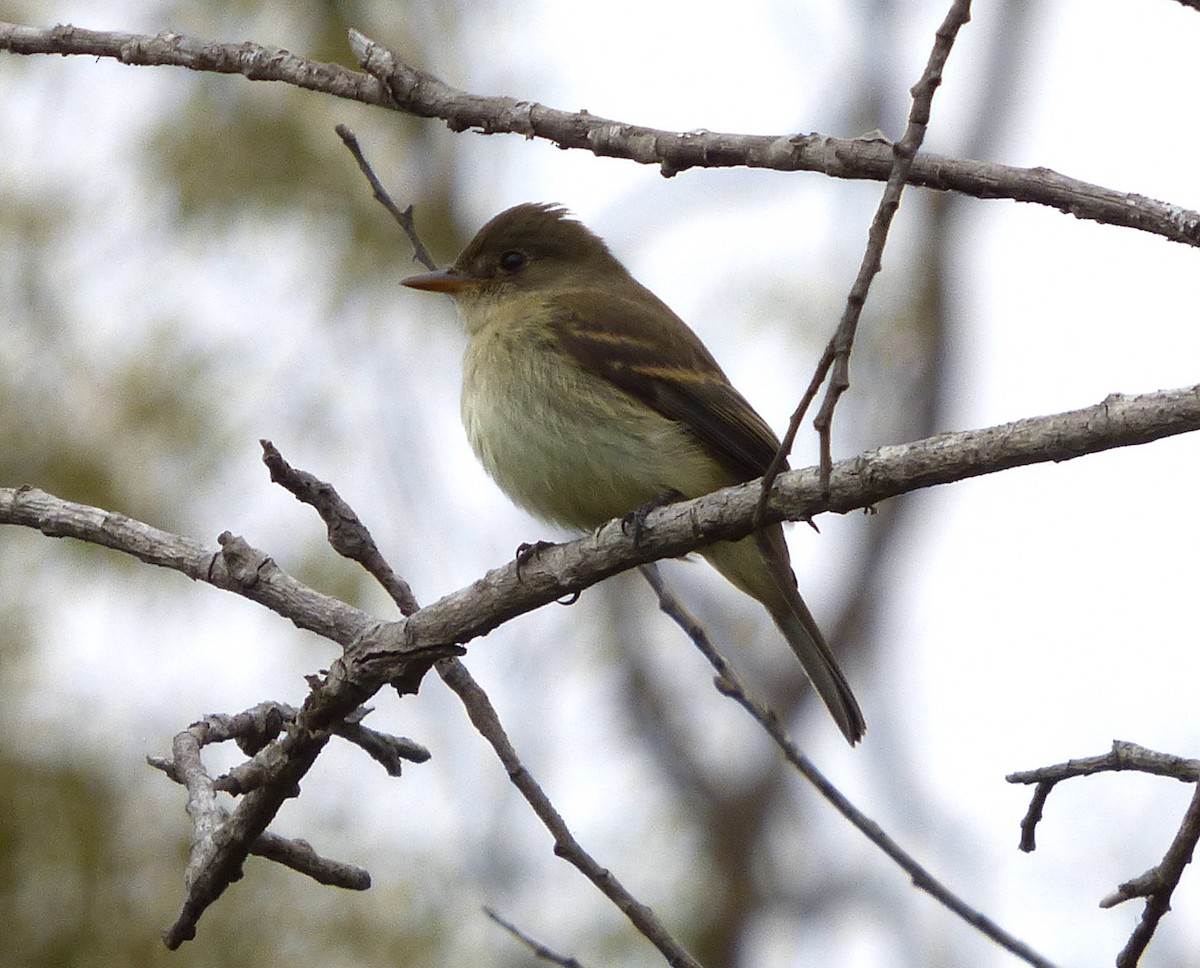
[515,540,580,604]
[621,489,685,547]
[515,540,556,580]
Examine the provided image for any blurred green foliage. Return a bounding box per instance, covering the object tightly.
[0,1,482,964]
[0,750,468,967]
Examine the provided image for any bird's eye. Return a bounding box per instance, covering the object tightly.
[498,250,527,273]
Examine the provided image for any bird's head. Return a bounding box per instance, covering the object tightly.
[402,203,628,300]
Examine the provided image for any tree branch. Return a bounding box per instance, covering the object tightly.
[484,906,590,968]
[260,444,702,966]
[334,123,439,272]
[1,21,1197,248]
[261,439,421,616]
[441,659,702,968]
[5,385,1200,674]
[142,700,423,943]
[640,564,1056,968]
[1008,741,1200,965]
[812,0,971,486]
[6,385,1196,950]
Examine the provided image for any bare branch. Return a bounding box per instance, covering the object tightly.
[1112,782,1200,967]
[160,718,331,947]
[639,564,1056,968]
[759,0,972,505]
[249,830,371,890]
[147,702,428,789]
[0,21,384,102]
[6,385,1200,676]
[332,716,431,776]
[261,439,420,616]
[0,494,376,644]
[811,0,972,488]
[1,21,1198,249]
[440,659,702,968]
[334,123,438,271]
[1008,740,1200,851]
[484,907,589,968]
[263,445,698,966]
[1008,740,1200,965]
[146,700,419,945]
[1007,740,1200,790]
[756,347,833,526]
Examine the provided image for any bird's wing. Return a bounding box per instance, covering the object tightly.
[550,288,784,482]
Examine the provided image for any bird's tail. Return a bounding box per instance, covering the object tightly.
[772,601,866,745]
[701,528,866,745]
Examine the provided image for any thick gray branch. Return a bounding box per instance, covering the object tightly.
[0,21,1197,248]
[0,499,374,647]
[4,385,1198,681]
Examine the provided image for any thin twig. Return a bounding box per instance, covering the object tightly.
[755,345,833,525]
[262,439,420,615]
[334,123,437,270]
[638,564,1056,968]
[249,830,372,889]
[788,0,972,494]
[484,907,590,968]
[439,658,703,968]
[1008,739,1200,851]
[1015,782,1053,854]
[1115,781,1200,966]
[1007,740,1200,788]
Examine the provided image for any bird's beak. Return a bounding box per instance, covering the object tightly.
[402,267,482,294]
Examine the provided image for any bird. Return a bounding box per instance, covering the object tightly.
[402,203,865,744]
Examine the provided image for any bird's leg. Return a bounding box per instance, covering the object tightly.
[621,489,685,547]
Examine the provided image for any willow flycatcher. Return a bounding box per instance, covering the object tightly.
[403,203,865,744]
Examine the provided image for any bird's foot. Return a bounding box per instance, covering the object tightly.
[515,540,556,580]
[621,489,685,547]
[515,540,580,604]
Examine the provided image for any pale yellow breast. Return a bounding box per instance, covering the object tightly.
[459,298,727,531]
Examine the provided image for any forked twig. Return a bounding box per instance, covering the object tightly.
[1008,740,1200,966]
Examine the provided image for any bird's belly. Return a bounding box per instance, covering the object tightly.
[461,339,723,531]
